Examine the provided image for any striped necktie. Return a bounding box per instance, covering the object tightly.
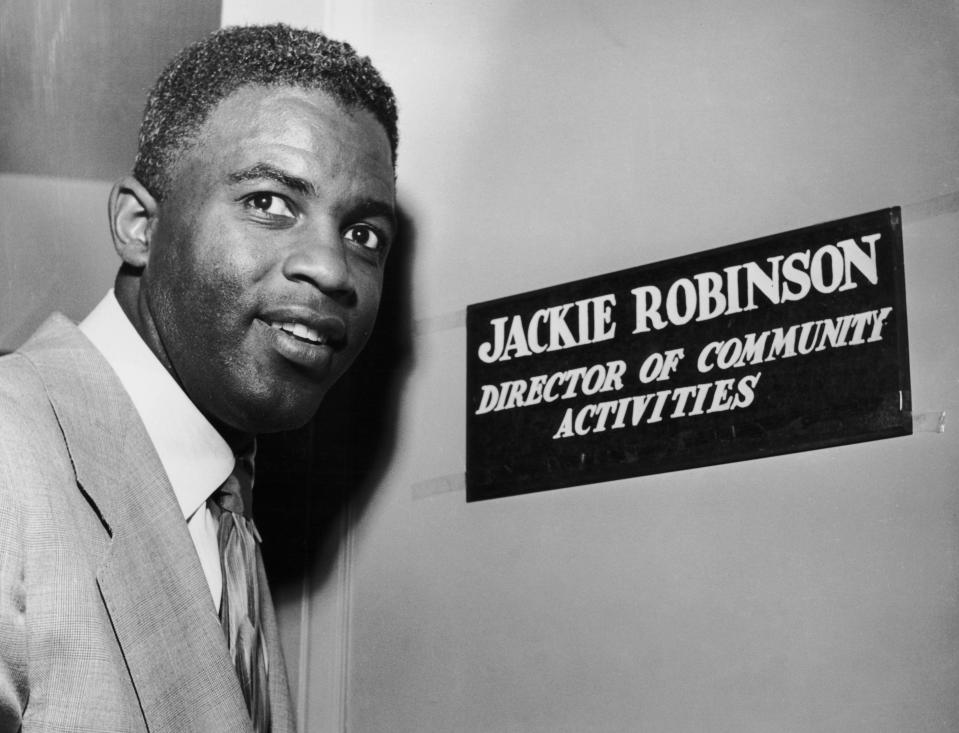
[210,448,271,733]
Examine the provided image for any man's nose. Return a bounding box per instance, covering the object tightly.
[282,223,354,299]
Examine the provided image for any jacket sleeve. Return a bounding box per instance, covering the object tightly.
[0,377,29,732]
[0,469,27,732]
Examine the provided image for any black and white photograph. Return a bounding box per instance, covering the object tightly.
[0,1,957,731]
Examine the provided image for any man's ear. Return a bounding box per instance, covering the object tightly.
[109,176,159,268]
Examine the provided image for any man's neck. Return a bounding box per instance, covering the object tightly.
[211,422,256,457]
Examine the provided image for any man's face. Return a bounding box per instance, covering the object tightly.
[138,85,396,435]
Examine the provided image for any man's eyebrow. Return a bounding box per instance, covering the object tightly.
[348,199,397,228]
[227,163,316,197]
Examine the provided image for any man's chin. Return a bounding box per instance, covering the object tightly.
[252,410,321,435]
[253,391,329,434]
[209,388,328,439]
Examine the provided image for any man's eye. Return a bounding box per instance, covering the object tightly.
[245,193,295,220]
[344,224,385,252]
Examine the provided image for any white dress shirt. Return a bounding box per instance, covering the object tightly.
[79,291,234,610]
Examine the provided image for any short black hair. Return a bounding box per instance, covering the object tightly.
[133,23,398,200]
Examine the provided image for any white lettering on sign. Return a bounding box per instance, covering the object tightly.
[477,293,617,363]
[475,360,627,414]
[631,234,881,333]
[551,372,764,438]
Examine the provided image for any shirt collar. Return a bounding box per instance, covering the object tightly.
[79,291,235,521]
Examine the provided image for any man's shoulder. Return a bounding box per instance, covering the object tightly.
[0,315,85,403]
[0,351,51,423]
[0,360,72,505]
[0,316,94,472]
[13,313,93,365]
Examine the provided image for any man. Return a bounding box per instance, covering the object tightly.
[0,24,398,732]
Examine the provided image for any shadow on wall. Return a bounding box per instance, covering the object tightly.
[256,206,416,591]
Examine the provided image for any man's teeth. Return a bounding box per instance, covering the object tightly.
[269,321,325,344]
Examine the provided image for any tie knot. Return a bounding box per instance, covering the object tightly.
[212,450,255,519]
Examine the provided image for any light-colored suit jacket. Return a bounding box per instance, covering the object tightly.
[0,315,294,732]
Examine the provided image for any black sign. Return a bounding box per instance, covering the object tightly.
[466,208,911,502]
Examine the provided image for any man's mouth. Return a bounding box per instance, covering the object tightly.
[258,311,348,371]
[268,320,328,345]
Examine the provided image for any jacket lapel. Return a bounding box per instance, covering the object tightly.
[22,316,254,733]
